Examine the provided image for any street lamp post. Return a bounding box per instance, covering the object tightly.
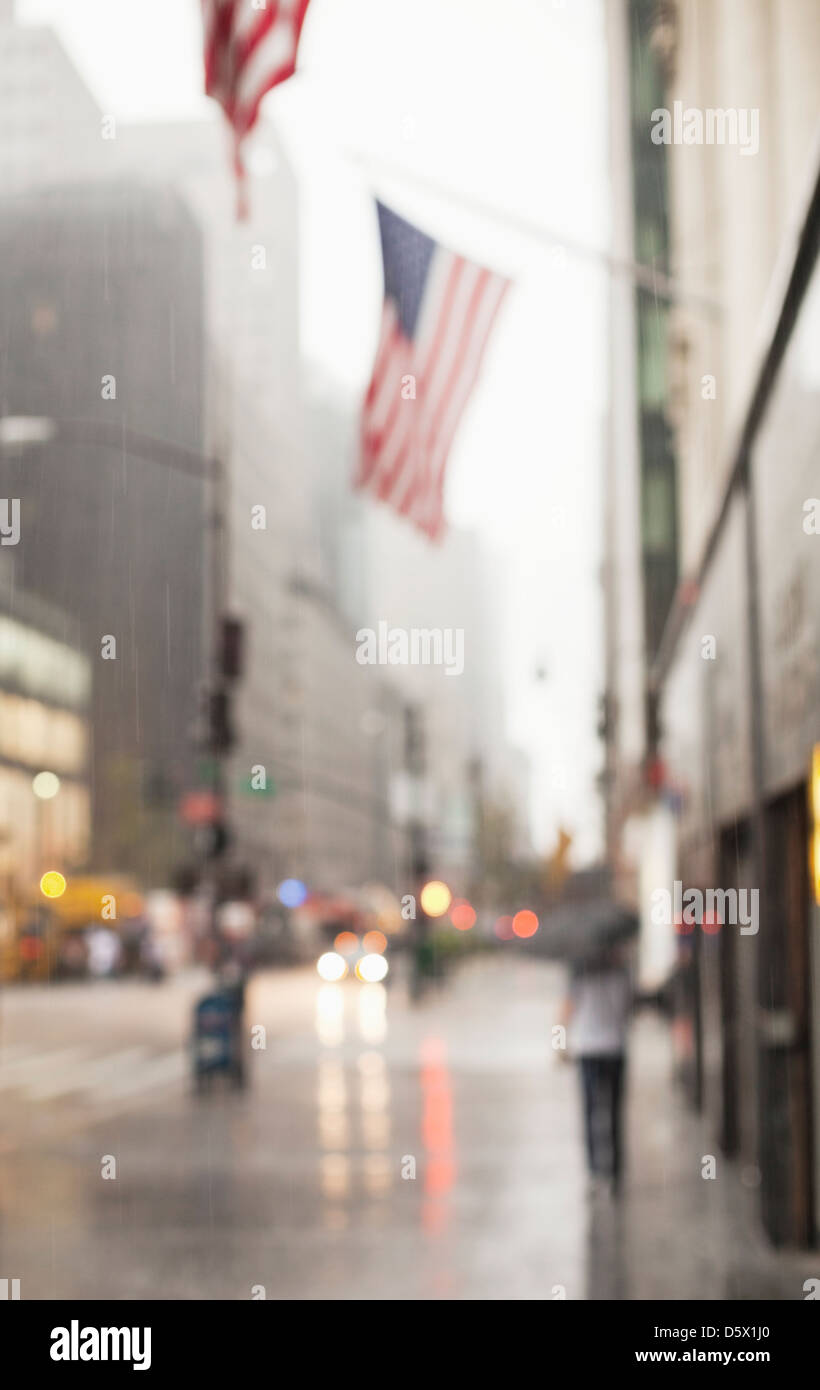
[31,769,60,877]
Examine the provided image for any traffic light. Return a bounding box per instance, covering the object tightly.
[195,821,230,861]
[207,687,234,753]
[220,616,244,681]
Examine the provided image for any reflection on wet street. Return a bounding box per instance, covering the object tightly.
[1,956,815,1300]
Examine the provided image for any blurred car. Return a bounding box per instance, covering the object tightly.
[316,926,391,984]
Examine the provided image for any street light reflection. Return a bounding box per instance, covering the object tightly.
[315,984,345,1046]
[363,1153,392,1199]
[320,1152,350,1203]
[420,1037,456,1236]
[356,983,387,1044]
[317,1057,349,1151]
[358,1052,391,1201]
[358,1050,391,1153]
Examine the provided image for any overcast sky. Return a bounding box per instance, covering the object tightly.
[18,0,610,862]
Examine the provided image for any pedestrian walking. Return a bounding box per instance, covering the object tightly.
[559,943,632,1196]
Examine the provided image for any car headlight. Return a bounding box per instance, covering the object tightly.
[317,951,347,982]
[355,953,388,983]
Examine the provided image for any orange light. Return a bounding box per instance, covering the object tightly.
[420,880,452,917]
[334,931,359,956]
[494,915,514,940]
[512,909,538,939]
[363,929,387,954]
[40,870,66,899]
[450,899,476,931]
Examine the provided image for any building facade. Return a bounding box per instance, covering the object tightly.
[0,563,91,974]
[0,181,206,884]
[603,0,680,996]
[606,0,820,1247]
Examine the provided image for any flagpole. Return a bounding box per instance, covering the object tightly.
[344,149,722,317]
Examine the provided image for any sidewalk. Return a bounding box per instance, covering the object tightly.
[598,1004,818,1300]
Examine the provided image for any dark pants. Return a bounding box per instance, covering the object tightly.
[579,1054,625,1181]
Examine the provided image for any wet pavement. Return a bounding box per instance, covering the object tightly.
[0,957,815,1299]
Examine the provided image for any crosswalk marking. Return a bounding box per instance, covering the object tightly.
[0,1046,34,1066]
[0,1045,187,1108]
[27,1048,152,1101]
[0,1048,87,1090]
[92,1050,187,1103]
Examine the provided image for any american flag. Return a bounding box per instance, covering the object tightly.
[202,0,312,214]
[356,202,509,541]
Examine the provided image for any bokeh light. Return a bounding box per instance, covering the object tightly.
[356,953,389,983]
[32,770,60,800]
[278,877,308,908]
[420,880,452,917]
[512,909,538,938]
[363,929,387,954]
[334,931,359,955]
[317,951,347,982]
[494,915,514,940]
[450,899,476,930]
[40,870,67,899]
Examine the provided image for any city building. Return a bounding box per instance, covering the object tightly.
[0,2,416,902]
[0,0,102,194]
[0,559,91,975]
[107,118,417,901]
[602,0,679,994]
[0,181,207,884]
[654,0,820,1249]
[0,4,208,885]
[606,0,820,1247]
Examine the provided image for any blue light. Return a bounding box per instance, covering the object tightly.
[277,878,308,909]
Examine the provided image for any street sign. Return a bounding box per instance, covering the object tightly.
[239,775,276,798]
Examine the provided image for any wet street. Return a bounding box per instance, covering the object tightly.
[0,957,815,1301]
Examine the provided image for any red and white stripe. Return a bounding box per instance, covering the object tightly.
[358,247,509,540]
[202,0,311,211]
